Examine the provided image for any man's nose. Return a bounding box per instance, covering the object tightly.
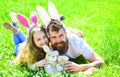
[55,37,61,42]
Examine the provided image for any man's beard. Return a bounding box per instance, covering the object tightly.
[52,39,68,55]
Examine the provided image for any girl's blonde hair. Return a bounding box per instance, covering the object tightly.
[14,25,48,67]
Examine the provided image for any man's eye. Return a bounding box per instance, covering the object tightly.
[52,36,56,39]
[60,34,64,38]
[60,34,63,37]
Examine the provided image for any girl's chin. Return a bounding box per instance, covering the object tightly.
[38,46,43,48]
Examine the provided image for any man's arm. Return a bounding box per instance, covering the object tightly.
[64,52,105,72]
[77,52,105,71]
[87,51,105,68]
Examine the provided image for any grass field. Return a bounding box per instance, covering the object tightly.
[0,0,120,77]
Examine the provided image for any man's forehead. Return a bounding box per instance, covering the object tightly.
[49,28,65,35]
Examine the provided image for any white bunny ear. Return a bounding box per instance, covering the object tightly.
[36,5,51,27]
[48,0,60,21]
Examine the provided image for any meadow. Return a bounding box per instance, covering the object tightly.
[0,0,120,77]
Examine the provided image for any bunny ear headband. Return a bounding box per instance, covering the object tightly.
[36,0,65,27]
[48,1,60,21]
[36,5,51,27]
[17,11,44,36]
[17,11,38,29]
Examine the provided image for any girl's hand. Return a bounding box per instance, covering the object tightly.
[37,59,48,67]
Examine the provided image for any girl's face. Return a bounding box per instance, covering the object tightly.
[33,31,48,48]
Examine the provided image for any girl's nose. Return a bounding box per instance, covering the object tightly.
[41,39,46,45]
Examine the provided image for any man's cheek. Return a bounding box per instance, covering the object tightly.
[50,39,54,44]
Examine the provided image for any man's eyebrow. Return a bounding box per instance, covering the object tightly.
[52,35,55,37]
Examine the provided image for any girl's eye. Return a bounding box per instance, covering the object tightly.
[43,36,47,39]
[44,35,48,39]
[37,38,41,41]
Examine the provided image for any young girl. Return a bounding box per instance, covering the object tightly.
[4,12,49,70]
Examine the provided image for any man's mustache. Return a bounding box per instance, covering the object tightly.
[54,41,65,46]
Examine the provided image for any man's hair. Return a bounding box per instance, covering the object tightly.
[47,19,65,33]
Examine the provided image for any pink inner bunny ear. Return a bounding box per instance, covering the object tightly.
[17,14,30,28]
[30,11,38,25]
[48,1,60,21]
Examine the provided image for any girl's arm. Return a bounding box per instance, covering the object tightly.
[29,59,48,70]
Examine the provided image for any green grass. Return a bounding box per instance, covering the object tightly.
[0,0,120,77]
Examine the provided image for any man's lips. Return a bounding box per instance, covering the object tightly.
[56,43,63,47]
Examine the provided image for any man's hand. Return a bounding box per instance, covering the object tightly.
[68,28,84,38]
[64,61,94,73]
[84,67,97,76]
[64,61,83,72]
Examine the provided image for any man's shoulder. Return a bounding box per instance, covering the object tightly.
[67,32,84,48]
[67,32,82,42]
